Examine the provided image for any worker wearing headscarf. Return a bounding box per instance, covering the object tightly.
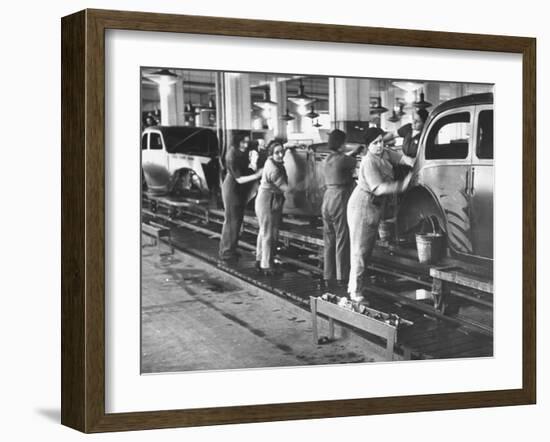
[254,140,288,275]
[347,127,413,302]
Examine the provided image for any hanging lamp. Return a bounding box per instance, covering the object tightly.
[254,75,277,109]
[413,90,432,109]
[369,79,388,115]
[313,119,322,128]
[387,110,401,123]
[397,100,406,116]
[287,78,315,106]
[281,108,295,121]
[392,80,423,93]
[306,104,319,119]
[147,68,178,86]
[370,96,388,115]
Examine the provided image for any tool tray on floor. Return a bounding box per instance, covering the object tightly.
[310,294,413,360]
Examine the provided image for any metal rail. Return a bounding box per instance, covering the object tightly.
[144,195,493,306]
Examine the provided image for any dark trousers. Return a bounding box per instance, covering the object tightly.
[219,178,245,259]
[322,187,351,281]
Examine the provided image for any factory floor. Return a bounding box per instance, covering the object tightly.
[141,239,390,374]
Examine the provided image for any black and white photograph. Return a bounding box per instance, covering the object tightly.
[140,68,494,373]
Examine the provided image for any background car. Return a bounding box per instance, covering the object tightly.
[141,126,220,197]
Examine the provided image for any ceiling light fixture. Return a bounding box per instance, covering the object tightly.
[287,78,315,106]
[413,90,432,109]
[281,108,295,121]
[254,87,277,109]
[387,110,401,123]
[392,80,423,92]
[147,68,179,86]
[370,96,388,115]
[305,104,319,119]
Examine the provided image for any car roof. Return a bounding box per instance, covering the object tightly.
[144,125,215,135]
[144,126,218,154]
[430,92,493,118]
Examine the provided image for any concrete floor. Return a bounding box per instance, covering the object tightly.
[141,239,390,374]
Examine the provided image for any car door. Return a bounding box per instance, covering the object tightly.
[419,106,475,255]
[143,130,170,191]
[141,132,149,189]
[469,105,494,258]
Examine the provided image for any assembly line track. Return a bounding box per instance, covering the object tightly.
[144,195,493,309]
[142,199,493,338]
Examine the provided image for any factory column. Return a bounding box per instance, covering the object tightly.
[224,73,251,131]
[329,78,371,137]
[380,84,396,132]
[159,74,185,126]
[269,80,287,140]
[224,73,252,145]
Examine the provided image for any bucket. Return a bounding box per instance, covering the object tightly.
[378,220,395,242]
[415,233,443,264]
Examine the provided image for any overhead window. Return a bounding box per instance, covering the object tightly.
[425,112,471,160]
[149,132,163,150]
[476,110,493,160]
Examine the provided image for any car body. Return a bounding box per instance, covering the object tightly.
[281,142,362,217]
[397,93,494,261]
[141,126,220,197]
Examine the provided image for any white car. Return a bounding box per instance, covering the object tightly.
[141,126,220,197]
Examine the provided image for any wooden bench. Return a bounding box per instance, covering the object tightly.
[310,296,403,361]
[430,266,493,314]
[142,222,174,254]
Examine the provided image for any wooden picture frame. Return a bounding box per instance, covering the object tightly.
[61,8,536,433]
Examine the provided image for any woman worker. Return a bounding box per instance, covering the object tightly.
[219,135,263,262]
[347,127,413,303]
[255,140,288,275]
[321,129,358,288]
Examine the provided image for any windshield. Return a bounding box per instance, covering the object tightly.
[158,127,219,156]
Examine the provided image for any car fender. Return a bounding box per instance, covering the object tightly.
[398,184,474,255]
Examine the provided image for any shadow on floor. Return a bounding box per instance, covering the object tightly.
[35,408,60,423]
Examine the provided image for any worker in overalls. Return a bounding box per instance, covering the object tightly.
[254,140,288,275]
[219,135,263,262]
[321,130,357,288]
[347,127,413,303]
[399,108,428,158]
[390,108,428,180]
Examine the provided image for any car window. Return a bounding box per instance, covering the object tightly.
[425,111,471,160]
[163,129,216,155]
[141,134,148,150]
[150,132,163,150]
[476,110,493,160]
